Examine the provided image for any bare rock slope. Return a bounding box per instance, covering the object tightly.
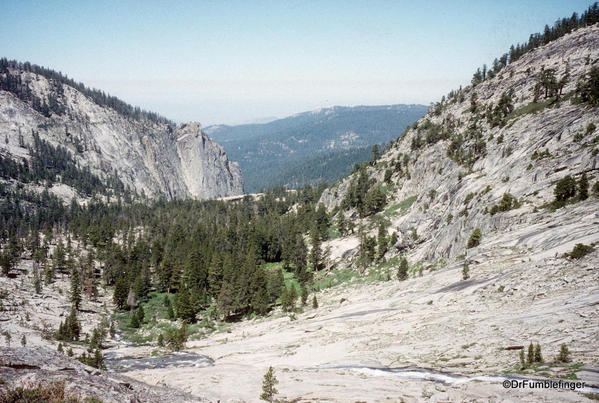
[0,67,243,199]
[320,25,599,265]
[0,347,201,402]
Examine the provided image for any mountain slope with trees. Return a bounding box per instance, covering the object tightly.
[1,4,599,402]
[0,59,243,200]
[320,18,599,266]
[206,104,428,191]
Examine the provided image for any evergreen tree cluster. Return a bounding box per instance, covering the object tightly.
[0,131,127,197]
[56,308,80,342]
[3,183,330,326]
[575,66,599,106]
[489,193,521,215]
[470,3,599,87]
[341,165,387,217]
[553,173,589,208]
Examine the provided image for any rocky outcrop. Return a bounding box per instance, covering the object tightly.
[0,69,243,199]
[175,122,243,199]
[320,25,599,264]
[0,347,203,402]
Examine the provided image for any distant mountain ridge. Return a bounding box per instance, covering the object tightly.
[206,104,428,191]
[0,59,243,200]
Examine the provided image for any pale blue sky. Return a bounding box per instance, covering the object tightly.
[0,1,593,125]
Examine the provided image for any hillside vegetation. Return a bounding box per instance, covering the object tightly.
[207,104,428,191]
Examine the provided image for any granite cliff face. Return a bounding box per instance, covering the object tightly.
[0,67,243,199]
[320,25,599,265]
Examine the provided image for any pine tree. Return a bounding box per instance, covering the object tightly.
[176,287,196,323]
[527,342,534,365]
[309,226,323,271]
[207,253,223,297]
[534,343,543,363]
[466,228,482,248]
[337,213,346,236]
[462,262,470,280]
[113,276,129,310]
[280,286,290,312]
[251,286,269,316]
[20,334,26,347]
[519,348,526,369]
[312,294,318,309]
[70,265,81,311]
[294,234,311,284]
[260,366,278,403]
[557,343,571,362]
[288,285,298,312]
[136,305,145,324]
[218,281,235,320]
[130,312,140,328]
[92,348,105,369]
[267,268,285,304]
[65,307,80,341]
[377,223,388,261]
[167,300,175,320]
[52,239,66,273]
[300,286,308,306]
[397,257,408,281]
[578,172,589,200]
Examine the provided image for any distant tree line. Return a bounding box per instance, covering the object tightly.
[0,58,172,125]
[471,3,599,86]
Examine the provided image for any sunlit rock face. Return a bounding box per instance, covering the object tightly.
[0,70,243,200]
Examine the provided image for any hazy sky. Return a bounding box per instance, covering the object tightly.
[0,1,593,125]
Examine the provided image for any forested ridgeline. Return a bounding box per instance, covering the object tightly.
[0,58,172,124]
[470,2,599,86]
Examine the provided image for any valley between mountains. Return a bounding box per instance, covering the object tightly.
[2,7,599,403]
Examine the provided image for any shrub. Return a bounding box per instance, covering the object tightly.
[384,169,393,184]
[466,228,482,249]
[489,193,520,215]
[0,381,84,402]
[564,243,594,259]
[553,175,577,208]
[165,323,188,351]
[531,149,551,160]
